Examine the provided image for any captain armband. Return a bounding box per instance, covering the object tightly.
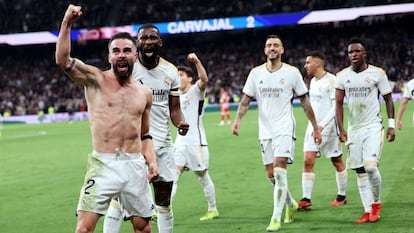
[65,59,76,72]
[170,88,180,97]
[141,135,153,141]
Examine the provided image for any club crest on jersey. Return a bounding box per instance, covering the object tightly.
[163,77,171,86]
[279,78,285,85]
[365,77,371,84]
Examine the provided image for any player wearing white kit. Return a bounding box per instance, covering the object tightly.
[396,79,414,170]
[336,38,395,224]
[397,79,414,130]
[232,34,321,232]
[171,53,219,221]
[103,24,189,233]
[298,51,347,210]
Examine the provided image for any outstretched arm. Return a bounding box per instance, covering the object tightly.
[55,4,99,85]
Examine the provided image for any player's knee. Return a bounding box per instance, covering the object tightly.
[303,158,314,170]
[331,156,345,171]
[76,225,93,233]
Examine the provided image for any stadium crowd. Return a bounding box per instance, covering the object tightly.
[0,0,411,33]
[0,3,413,116]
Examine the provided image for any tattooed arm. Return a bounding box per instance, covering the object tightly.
[232,94,252,136]
[299,94,322,145]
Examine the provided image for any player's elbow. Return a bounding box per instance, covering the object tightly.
[55,55,66,68]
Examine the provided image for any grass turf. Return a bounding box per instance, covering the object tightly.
[0,103,413,233]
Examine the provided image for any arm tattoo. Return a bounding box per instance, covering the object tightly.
[300,96,318,127]
[236,96,251,119]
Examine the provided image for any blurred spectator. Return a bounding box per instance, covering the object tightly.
[0,0,411,33]
[0,13,413,116]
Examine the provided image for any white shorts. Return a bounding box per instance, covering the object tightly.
[260,135,295,165]
[303,125,342,158]
[346,125,384,169]
[174,145,209,172]
[77,151,155,218]
[154,146,177,182]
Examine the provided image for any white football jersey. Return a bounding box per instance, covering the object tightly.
[336,65,392,131]
[174,82,207,146]
[133,58,180,147]
[306,72,336,135]
[243,63,308,140]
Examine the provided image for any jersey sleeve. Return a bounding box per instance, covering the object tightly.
[169,67,180,97]
[293,69,308,96]
[377,68,392,96]
[242,69,256,98]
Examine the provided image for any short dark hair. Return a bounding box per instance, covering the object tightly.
[307,50,325,62]
[137,23,160,35]
[177,65,194,78]
[266,34,283,46]
[347,37,366,49]
[108,32,136,49]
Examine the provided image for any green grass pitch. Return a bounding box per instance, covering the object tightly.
[1,103,413,233]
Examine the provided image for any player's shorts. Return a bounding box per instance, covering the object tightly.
[77,151,155,219]
[260,135,295,165]
[346,124,384,169]
[220,106,229,114]
[154,146,177,182]
[174,145,209,172]
[303,125,342,158]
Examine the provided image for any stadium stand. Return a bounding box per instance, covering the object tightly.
[0,2,413,116]
[0,0,411,33]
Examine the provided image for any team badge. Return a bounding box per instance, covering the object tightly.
[163,76,171,86]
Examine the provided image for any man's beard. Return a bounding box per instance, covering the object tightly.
[113,61,133,80]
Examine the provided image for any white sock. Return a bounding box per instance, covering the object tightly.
[357,173,373,213]
[103,199,123,233]
[302,172,315,199]
[157,205,174,233]
[285,190,296,207]
[365,166,381,203]
[336,169,348,196]
[271,167,288,222]
[197,173,217,211]
[171,178,178,204]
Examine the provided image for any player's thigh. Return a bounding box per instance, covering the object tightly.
[362,126,384,165]
[272,135,295,164]
[154,146,177,182]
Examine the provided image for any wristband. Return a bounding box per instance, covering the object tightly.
[65,58,76,72]
[388,118,395,128]
[141,135,153,140]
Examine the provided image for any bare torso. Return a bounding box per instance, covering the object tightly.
[85,70,148,154]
